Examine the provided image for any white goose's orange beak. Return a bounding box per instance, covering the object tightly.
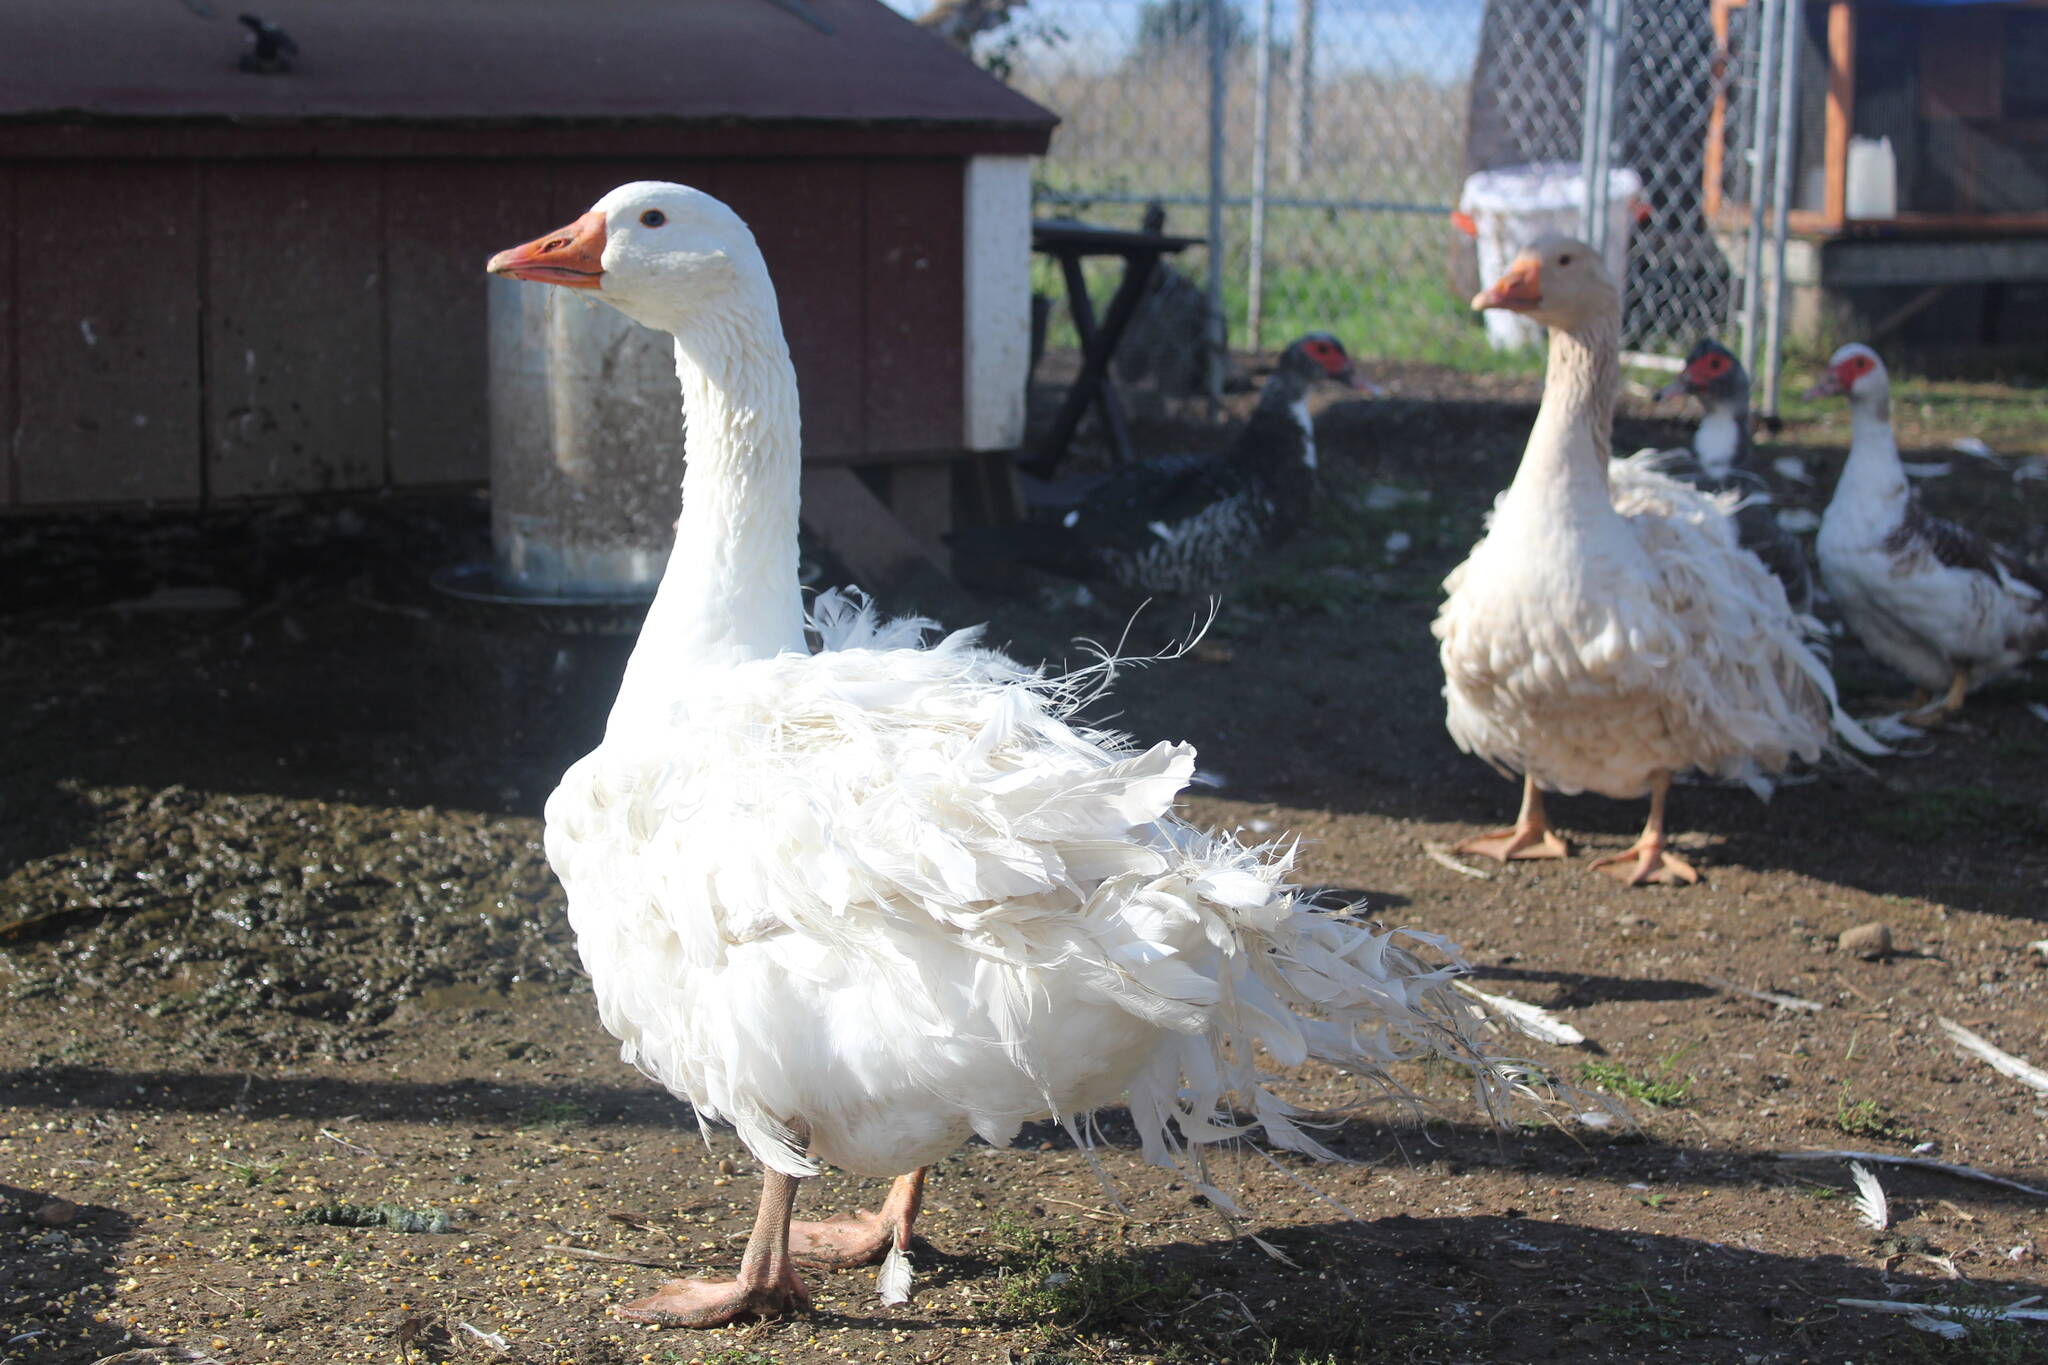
[1473,257,1542,312]
[487,211,607,290]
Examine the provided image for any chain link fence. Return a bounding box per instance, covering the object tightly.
[902,0,1768,381]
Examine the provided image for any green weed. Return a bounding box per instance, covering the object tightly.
[519,1098,592,1130]
[1860,785,2040,846]
[220,1157,280,1188]
[1577,1057,1694,1109]
[1834,1093,1919,1145]
[989,1213,1192,1331]
[1589,1281,1693,1341]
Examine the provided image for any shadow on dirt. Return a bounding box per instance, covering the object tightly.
[2,1180,143,1361]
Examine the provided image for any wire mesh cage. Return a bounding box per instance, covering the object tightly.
[903,0,1756,374]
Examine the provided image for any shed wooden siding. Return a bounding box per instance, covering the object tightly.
[0,156,965,508]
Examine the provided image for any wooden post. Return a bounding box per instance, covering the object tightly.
[1704,0,1736,221]
[1823,0,1855,229]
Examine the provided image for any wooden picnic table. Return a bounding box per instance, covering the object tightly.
[1027,218,1203,478]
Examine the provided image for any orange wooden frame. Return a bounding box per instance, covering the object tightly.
[1705,0,2048,239]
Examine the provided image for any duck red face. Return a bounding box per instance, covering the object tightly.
[1300,335,1366,388]
[1658,343,1737,400]
[1806,348,1879,398]
[1683,348,1734,388]
[487,211,608,290]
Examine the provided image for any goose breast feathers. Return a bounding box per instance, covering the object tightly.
[1436,452,1835,800]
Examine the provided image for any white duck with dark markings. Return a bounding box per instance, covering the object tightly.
[1654,338,1814,616]
[955,334,1367,595]
[1811,343,2048,726]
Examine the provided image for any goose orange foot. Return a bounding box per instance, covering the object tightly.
[1590,840,1699,887]
[790,1168,925,1268]
[1454,825,1569,862]
[613,1269,812,1328]
[790,1212,901,1268]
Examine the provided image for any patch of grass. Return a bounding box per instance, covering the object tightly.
[1577,1056,1694,1109]
[986,1215,1487,1363]
[220,1157,280,1188]
[1029,205,1541,374]
[1834,1092,1920,1145]
[1861,785,2042,846]
[988,1213,1192,1333]
[519,1098,592,1130]
[1589,1281,1694,1341]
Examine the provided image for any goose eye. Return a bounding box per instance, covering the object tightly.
[1558,253,1574,266]
[640,209,667,228]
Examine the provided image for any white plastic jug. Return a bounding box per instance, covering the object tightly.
[1845,136,1897,220]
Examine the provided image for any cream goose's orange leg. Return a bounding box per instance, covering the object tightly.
[789,1167,926,1268]
[614,1161,812,1327]
[1590,773,1699,887]
[1456,774,1570,862]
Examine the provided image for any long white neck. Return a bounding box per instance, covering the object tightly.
[1832,390,1907,511]
[607,304,808,731]
[1502,310,1619,522]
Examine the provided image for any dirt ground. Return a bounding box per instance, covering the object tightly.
[4,362,2047,1365]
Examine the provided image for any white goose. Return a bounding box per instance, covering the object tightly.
[1811,343,2048,726]
[1434,238,1860,886]
[488,182,1516,1328]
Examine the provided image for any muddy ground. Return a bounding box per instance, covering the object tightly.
[3,362,2047,1365]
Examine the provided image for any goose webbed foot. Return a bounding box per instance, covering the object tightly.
[790,1167,926,1268]
[1457,774,1569,861]
[612,1268,811,1328]
[1591,774,1698,886]
[1589,839,1699,886]
[1454,824,1569,862]
[615,1156,813,1328]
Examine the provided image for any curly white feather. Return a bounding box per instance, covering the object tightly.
[550,590,1514,1188]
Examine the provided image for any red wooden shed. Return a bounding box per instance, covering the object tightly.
[0,0,1054,570]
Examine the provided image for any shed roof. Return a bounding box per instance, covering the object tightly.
[0,0,1055,132]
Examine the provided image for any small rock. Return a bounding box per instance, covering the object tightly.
[1839,923,1893,960]
[31,1198,78,1228]
[715,1158,736,1176]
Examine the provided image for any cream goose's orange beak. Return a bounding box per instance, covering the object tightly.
[1472,257,1542,313]
[487,211,607,290]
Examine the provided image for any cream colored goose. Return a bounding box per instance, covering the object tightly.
[1433,238,1863,886]
[488,182,1518,1329]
